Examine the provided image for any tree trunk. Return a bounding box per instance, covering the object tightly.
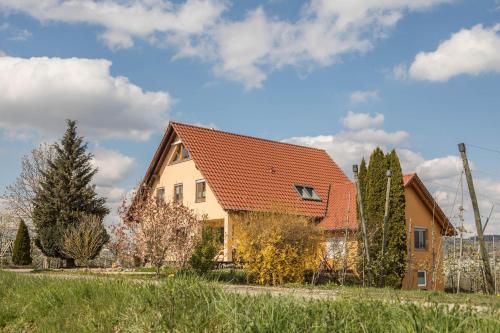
[65,258,76,268]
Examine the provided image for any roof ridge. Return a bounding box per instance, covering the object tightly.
[170,121,327,153]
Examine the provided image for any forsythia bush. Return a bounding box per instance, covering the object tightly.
[233,211,322,285]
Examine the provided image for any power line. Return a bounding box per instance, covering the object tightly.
[466,143,500,155]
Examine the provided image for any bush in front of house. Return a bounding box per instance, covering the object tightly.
[189,226,222,275]
[12,219,32,266]
[233,210,322,286]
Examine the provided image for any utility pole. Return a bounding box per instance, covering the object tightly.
[380,169,392,287]
[458,143,495,294]
[353,164,372,286]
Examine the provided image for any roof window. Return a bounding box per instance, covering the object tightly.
[294,184,321,201]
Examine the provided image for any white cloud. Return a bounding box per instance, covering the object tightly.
[284,111,408,171]
[91,147,136,186]
[409,24,500,81]
[0,0,226,49]
[415,155,463,180]
[0,0,454,88]
[342,111,384,130]
[0,56,171,140]
[349,90,380,104]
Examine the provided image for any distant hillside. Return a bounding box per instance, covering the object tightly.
[468,235,500,242]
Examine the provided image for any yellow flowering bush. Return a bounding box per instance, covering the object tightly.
[233,211,322,285]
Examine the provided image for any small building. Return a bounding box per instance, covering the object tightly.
[140,122,454,290]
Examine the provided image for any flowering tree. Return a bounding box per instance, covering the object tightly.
[107,224,137,268]
[122,187,202,277]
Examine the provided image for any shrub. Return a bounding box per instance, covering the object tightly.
[189,227,222,275]
[233,211,322,285]
[62,214,109,268]
[12,220,32,266]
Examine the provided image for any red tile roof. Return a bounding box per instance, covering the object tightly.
[319,182,357,231]
[144,122,351,220]
[171,122,351,217]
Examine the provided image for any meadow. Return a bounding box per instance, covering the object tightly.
[1,271,499,332]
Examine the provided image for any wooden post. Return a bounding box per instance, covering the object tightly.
[353,164,372,286]
[380,169,392,287]
[458,143,495,294]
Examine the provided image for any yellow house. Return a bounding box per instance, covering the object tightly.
[141,122,454,289]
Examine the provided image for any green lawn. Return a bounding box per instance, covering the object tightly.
[1,271,499,332]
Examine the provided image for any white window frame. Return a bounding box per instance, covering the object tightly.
[417,270,427,287]
[156,187,165,203]
[195,179,206,203]
[173,183,183,203]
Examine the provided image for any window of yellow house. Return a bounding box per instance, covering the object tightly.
[414,228,427,250]
[196,180,206,203]
[417,270,427,287]
[170,142,190,164]
[156,187,165,204]
[174,183,183,203]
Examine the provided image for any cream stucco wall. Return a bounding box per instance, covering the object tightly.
[150,136,233,260]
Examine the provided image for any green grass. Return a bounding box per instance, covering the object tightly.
[1,271,499,333]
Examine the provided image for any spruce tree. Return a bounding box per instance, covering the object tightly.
[12,220,32,266]
[385,150,407,287]
[32,120,109,267]
[364,147,388,281]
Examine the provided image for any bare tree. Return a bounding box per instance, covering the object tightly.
[122,187,202,278]
[2,143,55,220]
[62,214,109,269]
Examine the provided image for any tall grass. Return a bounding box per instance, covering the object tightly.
[0,271,498,332]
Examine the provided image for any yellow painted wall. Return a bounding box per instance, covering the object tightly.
[151,135,232,261]
[402,186,445,291]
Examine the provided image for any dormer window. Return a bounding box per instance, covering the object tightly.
[294,184,321,201]
[170,141,190,164]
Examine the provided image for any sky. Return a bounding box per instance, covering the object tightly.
[0,0,500,235]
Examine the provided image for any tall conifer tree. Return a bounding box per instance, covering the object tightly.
[364,147,388,280]
[33,120,109,266]
[385,150,407,286]
[12,220,32,266]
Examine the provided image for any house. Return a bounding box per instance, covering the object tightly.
[141,122,454,289]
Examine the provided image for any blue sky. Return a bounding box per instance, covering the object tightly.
[1,0,500,234]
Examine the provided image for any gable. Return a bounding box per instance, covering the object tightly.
[404,174,455,236]
[150,132,226,219]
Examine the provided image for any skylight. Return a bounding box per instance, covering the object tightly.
[294,184,321,201]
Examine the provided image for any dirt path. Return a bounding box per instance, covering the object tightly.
[223,284,338,300]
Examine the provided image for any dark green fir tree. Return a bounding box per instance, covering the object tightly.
[32,120,109,267]
[12,219,32,266]
[364,147,388,280]
[384,150,407,287]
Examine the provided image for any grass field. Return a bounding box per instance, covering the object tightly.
[1,271,499,332]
